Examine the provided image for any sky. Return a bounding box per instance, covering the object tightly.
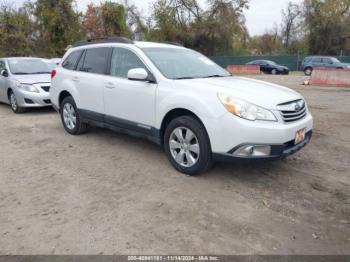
[14,0,304,36]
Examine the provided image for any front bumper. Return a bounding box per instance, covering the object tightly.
[213,130,312,162]
[204,110,313,154]
[14,88,51,107]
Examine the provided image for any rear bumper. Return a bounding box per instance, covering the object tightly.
[213,130,312,162]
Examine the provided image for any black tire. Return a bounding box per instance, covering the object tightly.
[304,67,313,76]
[271,69,278,75]
[60,96,88,135]
[8,90,26,114]
[164,115,212,175]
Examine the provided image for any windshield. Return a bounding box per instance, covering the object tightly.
[142,47,231,79]
[8,59,51,75]
[265,60,277,65]
[331,58,341,63]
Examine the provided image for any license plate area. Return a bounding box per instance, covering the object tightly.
[295,128,306,145]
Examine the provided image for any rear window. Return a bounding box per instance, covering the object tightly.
[78,48,110,75]
[62,50,83,70]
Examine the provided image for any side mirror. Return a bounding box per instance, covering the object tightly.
[128,68,149,81]
[0,69,8,77]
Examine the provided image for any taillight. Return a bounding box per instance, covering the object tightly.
[51,70,56,79]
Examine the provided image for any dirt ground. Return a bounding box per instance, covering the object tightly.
[0,74,349,255]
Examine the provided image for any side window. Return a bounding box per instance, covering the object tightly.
[62,50,83,70]
[79,48,110,75]
[312,57,322,63]
[0,61,5,71]
[110,48,147,78]
[76,51,86,71]
[322,58,332,64]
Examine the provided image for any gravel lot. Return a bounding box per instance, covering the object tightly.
[0,74,349,255]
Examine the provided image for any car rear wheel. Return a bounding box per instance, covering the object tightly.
[164,115,212,175]
[60,96,88,135]
[9,90,25,114]
[304,67,313,76]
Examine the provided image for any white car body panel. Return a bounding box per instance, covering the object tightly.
[51,41,313,159]
[103,75,157,127]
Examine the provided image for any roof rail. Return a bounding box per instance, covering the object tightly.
[73,37,134,47]
[161,41,183,47]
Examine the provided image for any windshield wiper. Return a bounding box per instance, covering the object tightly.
[202,74,230,78]
[174,77,195,80]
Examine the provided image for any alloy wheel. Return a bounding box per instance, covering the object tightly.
[63,103,77,130]
[169,127,200,167]
[10,93,18,111]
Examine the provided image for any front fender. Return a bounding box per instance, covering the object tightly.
[155,93,227,129]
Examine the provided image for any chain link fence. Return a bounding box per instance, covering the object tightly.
[210,55,350,71]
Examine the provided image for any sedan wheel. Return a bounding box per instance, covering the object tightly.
[271,69,277,75]
[10,93,18,111]
[169,127,200,168]
[9,91,25,113]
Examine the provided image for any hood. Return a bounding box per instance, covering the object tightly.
[12,74,51,84]
[278,65,289,70]
[177,76,302,109]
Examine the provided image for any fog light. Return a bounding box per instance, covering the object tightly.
[234,145,271,157]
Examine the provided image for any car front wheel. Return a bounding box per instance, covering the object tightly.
[9,90,25,114]
[60,96,88,135]
[164,115,212,175]
[304,67,313,76]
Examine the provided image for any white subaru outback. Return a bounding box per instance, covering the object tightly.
[50,38,313,175]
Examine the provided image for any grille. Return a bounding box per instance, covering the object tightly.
[41,86,50,92]
[277,99,307,123]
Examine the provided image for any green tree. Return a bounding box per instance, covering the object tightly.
[33,0,82,57]
[100,1,130,37]
[249,26,283,55]
[0,2,35,56]
[148,0,249,55]
[303,0,350,55]
[81,1,131,39]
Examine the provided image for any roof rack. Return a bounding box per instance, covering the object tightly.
[161,41,183,47]
[73,37,134,47]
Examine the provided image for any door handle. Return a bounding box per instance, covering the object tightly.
[72,76,79,82]
[105,82,115,89]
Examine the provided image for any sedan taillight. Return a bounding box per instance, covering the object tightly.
[51,70,56,79]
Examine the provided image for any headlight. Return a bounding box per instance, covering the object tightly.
[218,93,277,121]
[17,84,39,93]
